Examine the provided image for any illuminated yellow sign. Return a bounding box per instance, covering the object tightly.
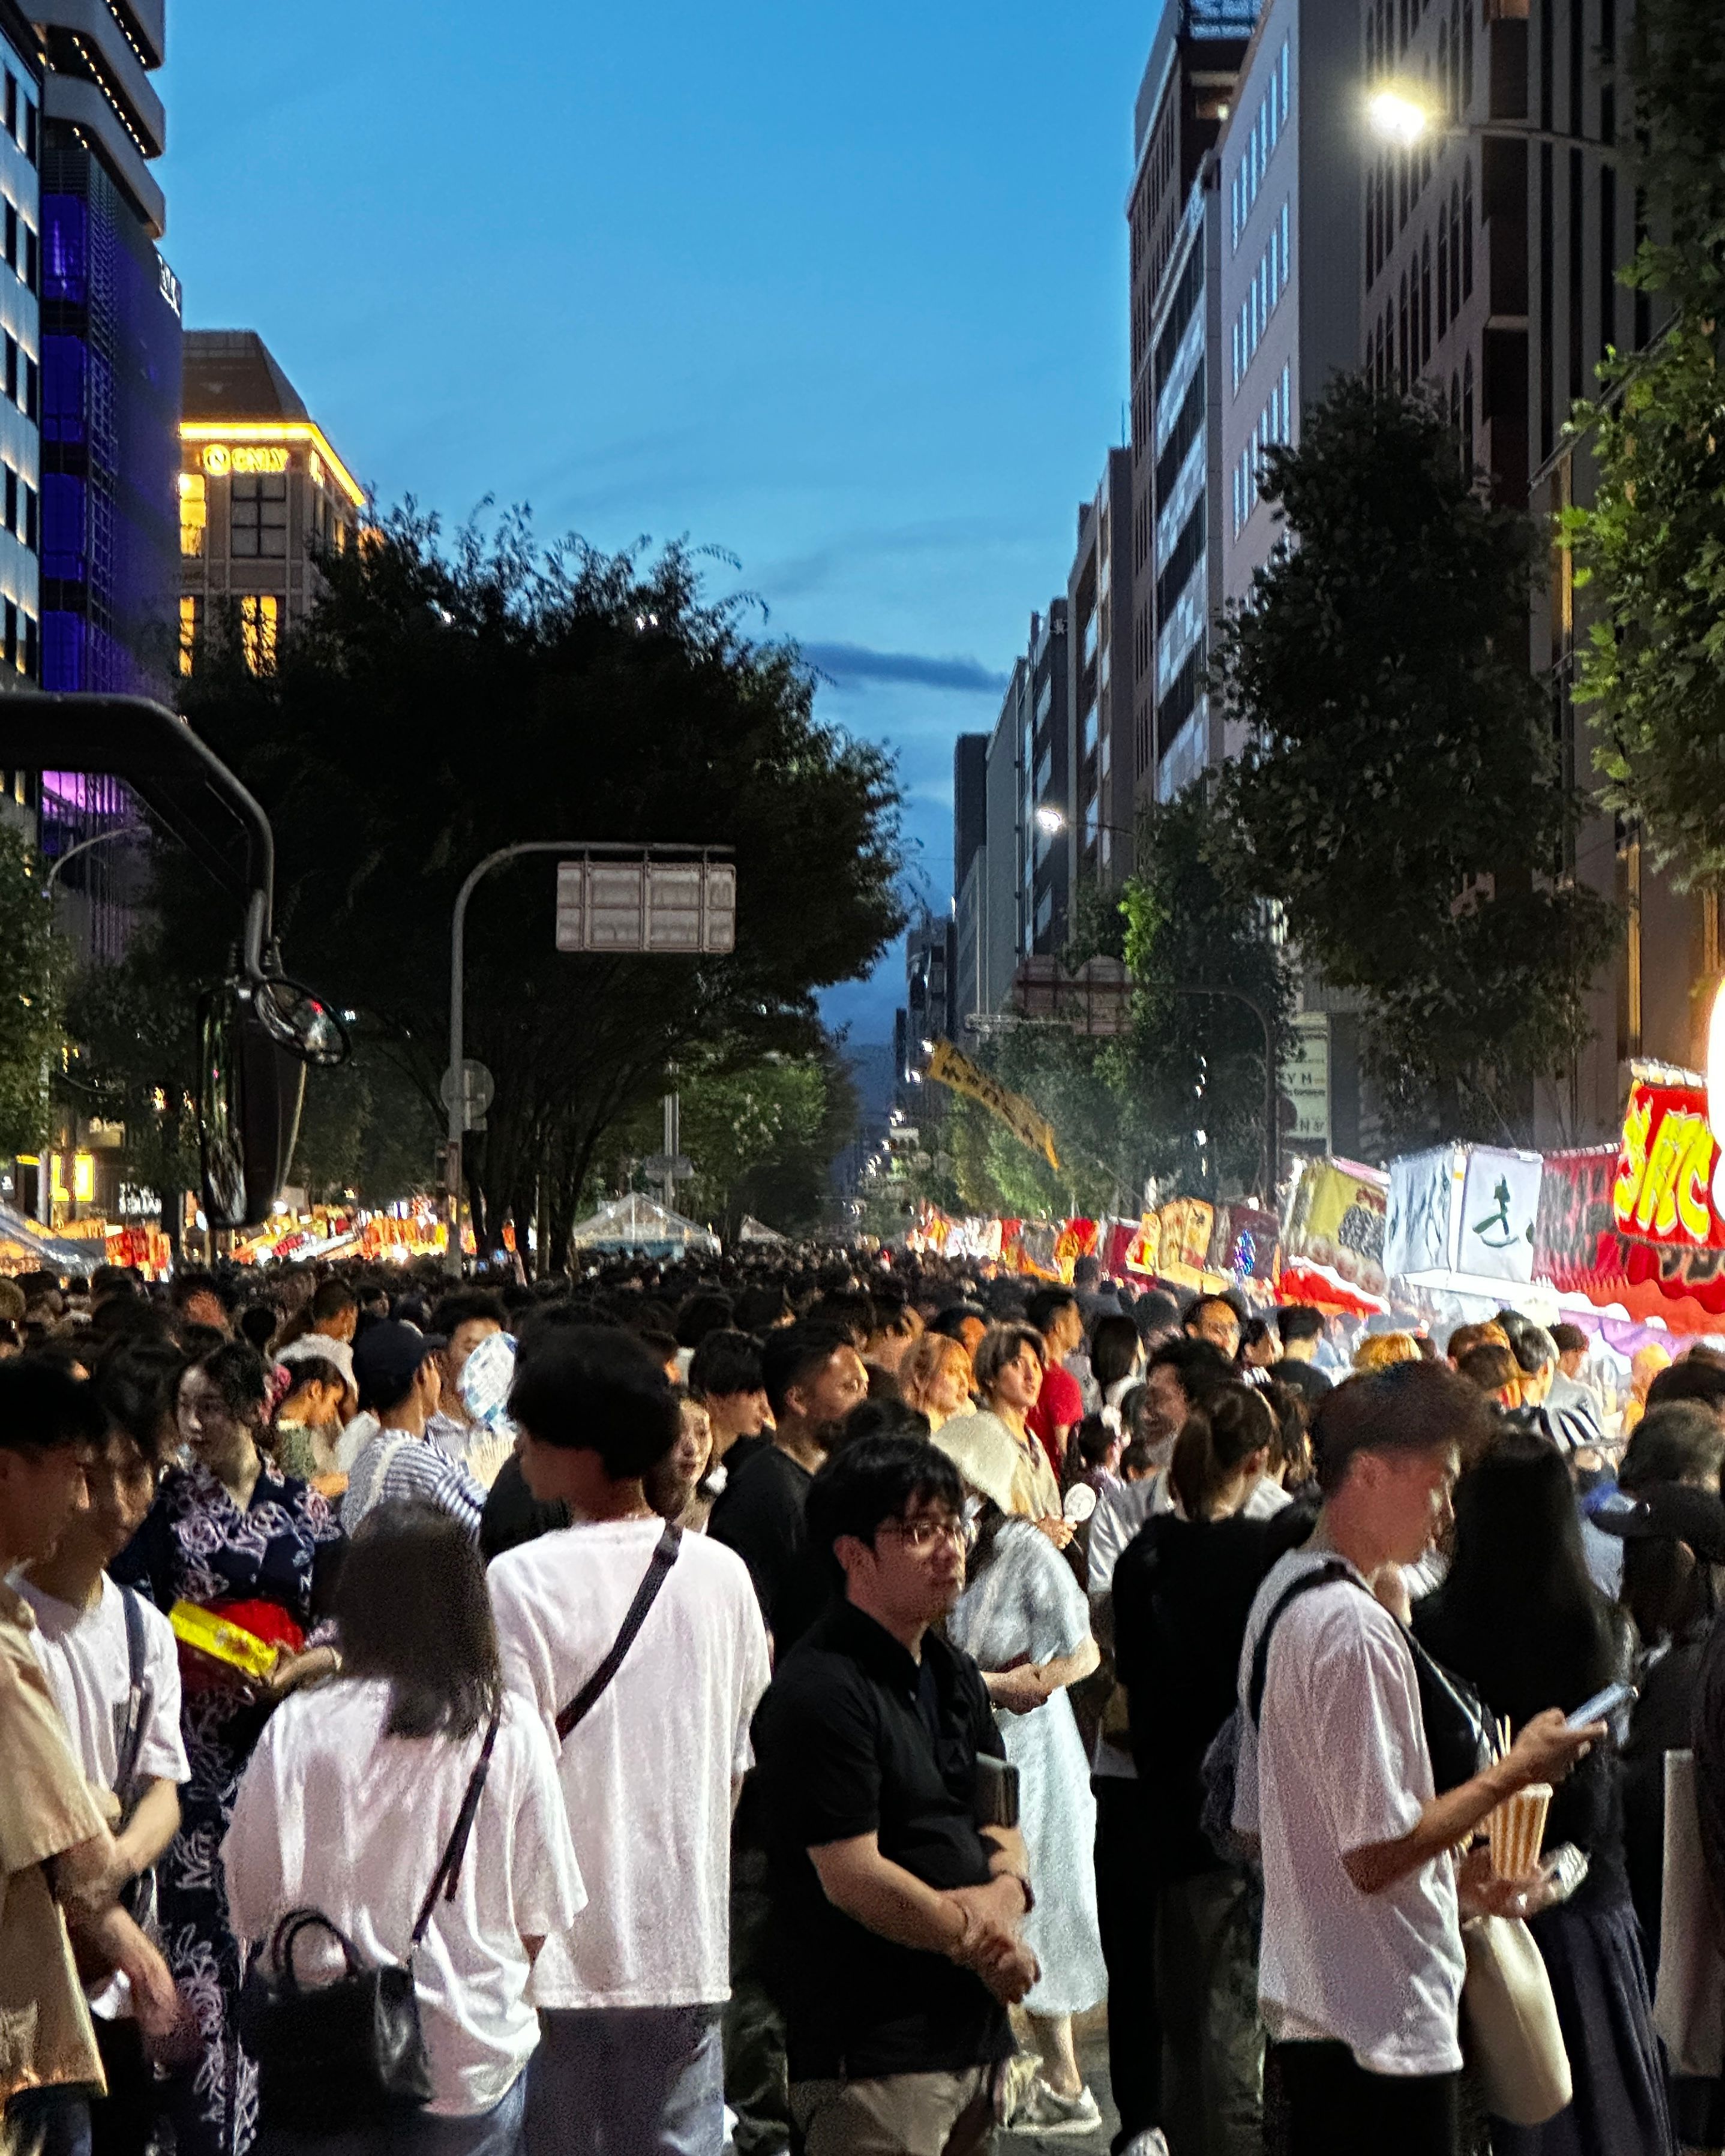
[182,422,365,508]
[202,443,290,478]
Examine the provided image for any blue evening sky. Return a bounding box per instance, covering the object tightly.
[160,2,1149,1047]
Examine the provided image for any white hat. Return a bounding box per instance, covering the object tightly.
[932,1410,1020,1515]
[275,1332,355,1389]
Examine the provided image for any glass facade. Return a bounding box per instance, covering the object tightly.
[40,136,181,699]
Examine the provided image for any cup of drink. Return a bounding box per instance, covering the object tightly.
[1488,1782,1552,1880]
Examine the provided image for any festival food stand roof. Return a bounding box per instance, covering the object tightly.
[569,1193,721,1257]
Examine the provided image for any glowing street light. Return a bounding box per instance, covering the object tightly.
[1367,86,1435,146]
[1034,803,1067,837]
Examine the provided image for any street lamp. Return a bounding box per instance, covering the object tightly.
[1033,802,1139,852]
[1364,81,1610,153]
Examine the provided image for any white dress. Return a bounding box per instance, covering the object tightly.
[949,1518,1108,2017]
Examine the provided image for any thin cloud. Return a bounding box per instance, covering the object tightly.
[804,642,1008,694]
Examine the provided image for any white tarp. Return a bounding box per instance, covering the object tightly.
[1456,1148,1544,1285]
[1385,1147,1459,1279]
[569,1193,721,1256]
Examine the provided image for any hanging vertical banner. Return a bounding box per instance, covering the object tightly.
[1385,1147,1459,1280]
[925,1039,1061,1172]
[1457,1148,1543,1284]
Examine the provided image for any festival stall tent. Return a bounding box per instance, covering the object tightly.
[569,1193,722,1260]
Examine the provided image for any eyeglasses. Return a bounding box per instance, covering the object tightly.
[879,1516,966,1552]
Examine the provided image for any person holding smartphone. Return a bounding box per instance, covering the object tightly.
[1415,1431,1672,2156]
[1237,1368,1602,2156]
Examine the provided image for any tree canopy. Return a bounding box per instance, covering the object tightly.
[1212,376,1619,1142]
[91,510,902,1260]
[1563,0,1725,885]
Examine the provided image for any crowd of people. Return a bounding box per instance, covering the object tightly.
[3,1248,1724,2156]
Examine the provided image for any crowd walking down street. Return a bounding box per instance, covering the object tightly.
[3,1254,1723,2156]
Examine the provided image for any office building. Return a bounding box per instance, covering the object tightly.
[1222,0,1361,611]
[37,0,178,699]
[178,329,366,675]
[1067,447,1135,882]
[1519,0,1678,1144]
[1022,602,1070,955]
[1129,0,1258,802]
[33,0,178,960]
[1362,0,1527,499]
[1146,157,1230,797]
[0,5,37,704]
[983,658,1028,1016]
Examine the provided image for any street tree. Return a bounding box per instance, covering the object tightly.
[1562,0,1725,884]
[1212,375,1618,1143]
[0,827,73,1161]
[152,509,904,1263]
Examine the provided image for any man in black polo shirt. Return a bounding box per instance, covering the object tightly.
[751,1436,1037,2155]
[710,1321,867,1647]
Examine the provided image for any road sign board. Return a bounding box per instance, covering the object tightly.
[554,859,736,954]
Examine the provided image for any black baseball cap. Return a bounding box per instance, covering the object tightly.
[352,1320,446,1413]
[1593,1484,1725,1565]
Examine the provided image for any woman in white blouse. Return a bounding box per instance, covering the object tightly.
[224,1502,584,2155]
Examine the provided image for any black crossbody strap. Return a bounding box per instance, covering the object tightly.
[555,1522,683,1741]
[1247,1560,1354,1727]
[114,1584,149,1801]
[410,1704,503,1945]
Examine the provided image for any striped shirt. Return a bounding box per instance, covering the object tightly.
[341,1428,485,1542]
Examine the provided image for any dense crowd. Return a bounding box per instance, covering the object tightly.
[4,1250,1724,2156]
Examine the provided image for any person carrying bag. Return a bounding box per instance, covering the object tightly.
[239,1706,502,2133]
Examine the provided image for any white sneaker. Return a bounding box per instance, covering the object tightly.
[1009,2079,1105,2138]
[1118,2134,1170,2156]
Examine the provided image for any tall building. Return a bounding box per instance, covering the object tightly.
[1361,0,1528,500]
[1220,0,1361,611]
[1146,154,1230,797]
[37,0,179,701]
[1521,0,1672,1146]
[178,330,366,676]
[34,0,178,959]
[0,7,38,704]
[1066,448,1135,885]
[1129,0,1258,804]
[1022,602,1070,955]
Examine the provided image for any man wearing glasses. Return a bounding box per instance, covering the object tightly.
[751,1436,1038,2156]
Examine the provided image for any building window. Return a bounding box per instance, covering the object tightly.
[1462,164,1474,298]
[23,483,37,552]
[179,472,206,558]
[238,594,278,674]
[4,599,14,669]
[230,473,288,560]
[4,466,14,536]
[24,227,35,295]
[179,594,199,676]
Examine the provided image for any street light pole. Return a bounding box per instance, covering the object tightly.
[445,840,725,1280]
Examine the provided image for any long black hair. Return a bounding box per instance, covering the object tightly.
[334,1500,502,1739]
[1415,1430,1625,1724]
[1168,1385,1276,1520]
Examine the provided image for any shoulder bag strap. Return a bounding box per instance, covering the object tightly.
[114,1583,150,1801]
[1247,1559,1355,1727]
[410,1702,504,1946]
[554,1521,683,1741]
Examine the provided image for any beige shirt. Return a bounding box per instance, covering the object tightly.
[1006,1422,1061,1522]
[0,1581,107,2103]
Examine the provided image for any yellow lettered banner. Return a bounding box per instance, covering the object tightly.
[926,1039,1061,1173]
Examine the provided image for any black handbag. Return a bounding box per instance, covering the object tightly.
[239,1705,502,2132]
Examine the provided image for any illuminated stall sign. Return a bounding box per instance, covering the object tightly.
[1613,1079,1725,1251]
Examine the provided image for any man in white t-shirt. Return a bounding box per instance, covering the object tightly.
[1234,1361,1601,2156]
[490,1325,771,2156]
[14,1399,188,2156]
